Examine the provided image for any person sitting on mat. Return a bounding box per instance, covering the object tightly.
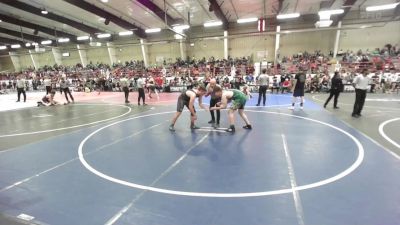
[169,85,208,131]
[37,90,60,106]
[210,86,252,133]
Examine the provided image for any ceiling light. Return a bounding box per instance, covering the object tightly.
[11,44,21,49]
[172,25,190,31]
[58,38,70,43]
[32,42,38,46]
[277,13,300,19]
[0,46,7,50]
[145,28,161,33]
[41,10,48,14]
[62,52,70,57]
[41,40,52,45]
[0,19,2,22]
[118,31,133,36]
[204,21,223,27]
[77,35,90,41]
[366,3,399,11]
[237,18,258,23]
[97,33,111,38]
[101,0,109,2]
[174,34,183,40]
[25,43,31,47]
[315,20,333,28]
[318,9,344,16]
[89,42,102,47]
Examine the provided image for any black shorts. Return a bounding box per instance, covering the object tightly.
[293,88,304,97]
[177,96,195,115]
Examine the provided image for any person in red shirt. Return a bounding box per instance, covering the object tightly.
[155,76,163,92]
[281,78,291,93]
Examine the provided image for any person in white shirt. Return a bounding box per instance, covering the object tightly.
[120,75,130,103]
[351,69,370,118]
[161,67,167,77]
[60,77,74,104]
[44,76,52,95]
[147,75,159,100]
[390,71,398,93]
[16,75,26,102]
[256,69,269,106]
[136,75,146,105]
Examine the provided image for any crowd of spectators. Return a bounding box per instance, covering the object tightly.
[0,44,399,95]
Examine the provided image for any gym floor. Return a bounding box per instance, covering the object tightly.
[0,91,399,225]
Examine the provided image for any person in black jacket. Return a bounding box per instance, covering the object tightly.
[324,71,343,109]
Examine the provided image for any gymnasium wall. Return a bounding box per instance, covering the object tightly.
[187,39,224,60]
[0,55,15,72]
[148,42,180,65]
[279,30,336,56]
[229,35,276,61]
[86,47,110,65]
[4,20,400,71]
[60,49,81,66]
[18,54,34,70]
[114,45,143,64]
[338,21,400,52]
[37,51,56,68]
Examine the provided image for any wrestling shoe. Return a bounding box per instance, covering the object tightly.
[227,125,235,133]
[169,125,175,131]
[243,124,252,129]
[191,125,200,130]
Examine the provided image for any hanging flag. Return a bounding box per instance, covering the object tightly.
[258,18,266,32]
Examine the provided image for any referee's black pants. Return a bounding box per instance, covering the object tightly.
[45,86,51,95]
[138,88,145,104]
[123,87,129,102]
[63,88,74,102]
[17,88,26,102]
[352,88,367,116]
[209,97,220,124]
[324,89,340,107]
[257,85,267,105]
